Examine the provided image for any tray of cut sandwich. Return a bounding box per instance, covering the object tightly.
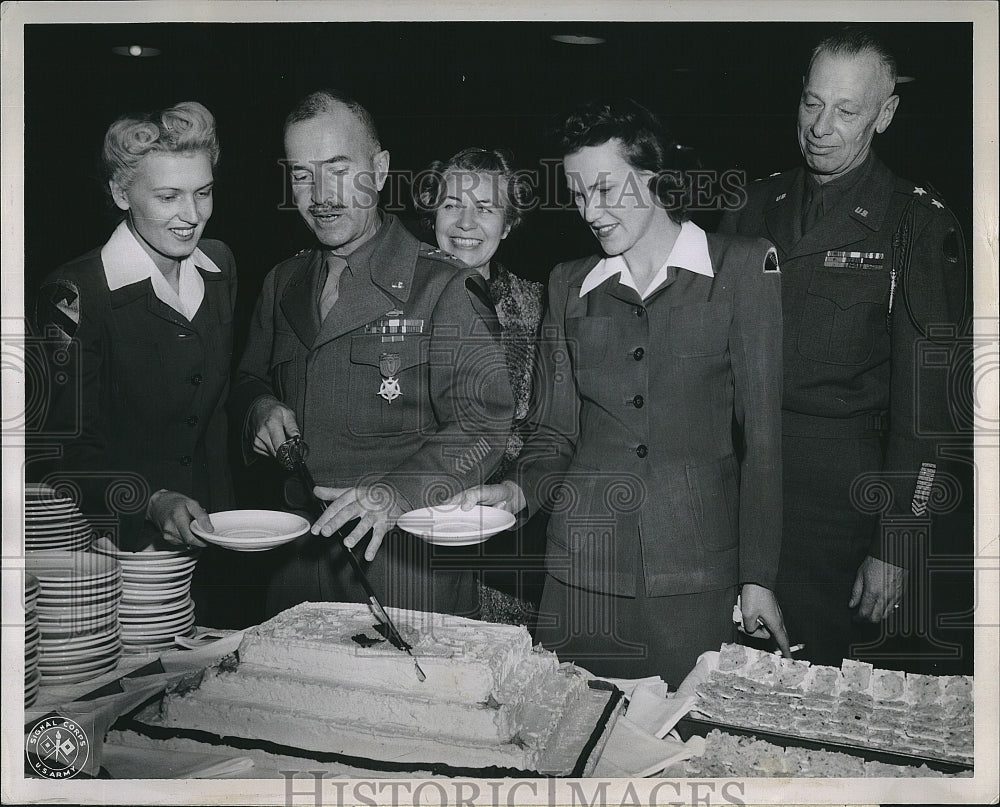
[675,644,973,774]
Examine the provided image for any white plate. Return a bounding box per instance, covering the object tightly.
[24,511,85,519]
[40,629,121,653]
[397,504,516,546]
[121,588,189,603]
[39,646,122,672]
[120,601,195,623]
[114,554,197,566]
[37,613,119,637]
[190,510,309,551]
[117,566,196,580]
[39,656,120,684]
[26,551,120,581]
[122,617,197,641]
[26,539,92,552]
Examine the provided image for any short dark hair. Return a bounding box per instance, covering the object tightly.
[808,26,897,97]
[415,147,533,231]
[283,89,382,151]
[551,98,688,223]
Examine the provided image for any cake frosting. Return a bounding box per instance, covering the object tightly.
[153,602,619,774]
[693,643,973,766]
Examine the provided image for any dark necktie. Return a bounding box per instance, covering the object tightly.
[318,253,348,321]
[802,183,825,234]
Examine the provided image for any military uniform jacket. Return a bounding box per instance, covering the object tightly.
[719,153,969,563]
[35,238,237,549]
[231,214,514,510]
[513,229,783,597]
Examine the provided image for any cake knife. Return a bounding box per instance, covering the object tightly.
[276,436,426,682]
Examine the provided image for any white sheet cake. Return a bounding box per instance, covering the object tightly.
[150,602,621,774]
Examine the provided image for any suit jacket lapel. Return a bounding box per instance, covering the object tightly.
[279,250,323,348]
[190,265,232,330]
[109,280,192,330]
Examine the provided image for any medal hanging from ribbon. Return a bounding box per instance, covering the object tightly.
[377,352,402,403]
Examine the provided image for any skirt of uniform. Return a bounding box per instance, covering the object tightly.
[533,573,736,689]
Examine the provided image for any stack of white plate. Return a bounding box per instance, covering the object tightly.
[24,483,93,552]
[93,540,199,652]
[25,573,40,706]
[27,551,123,686]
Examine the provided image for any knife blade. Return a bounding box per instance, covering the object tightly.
[283,442,426,682]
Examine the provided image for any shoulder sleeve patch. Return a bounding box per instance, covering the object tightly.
[36,279,81,343]
[763,247,780,273]
[942,229,961,264]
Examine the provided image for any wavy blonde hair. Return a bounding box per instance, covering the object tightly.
[103,101,220,192]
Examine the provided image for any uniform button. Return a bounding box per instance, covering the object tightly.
[632,395,644,408]
[180,455,192,466]
[635,307,645,317]
[635,444,648,458]
[633,347,645,361]
[186,415,199,426]
[190,373,203,385]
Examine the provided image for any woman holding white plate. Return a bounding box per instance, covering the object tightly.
[416,147,546,628]
[34,102,239,624]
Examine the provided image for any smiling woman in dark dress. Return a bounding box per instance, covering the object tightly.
[417,147,546,627]
[34,101,239,625]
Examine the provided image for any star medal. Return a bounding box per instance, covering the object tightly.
[378,352,402,403]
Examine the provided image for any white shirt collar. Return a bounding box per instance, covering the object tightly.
[100,220,220,320]
[579,220,714,300]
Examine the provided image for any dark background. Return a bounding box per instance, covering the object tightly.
[24,21,973,296]
[21,21,976,665]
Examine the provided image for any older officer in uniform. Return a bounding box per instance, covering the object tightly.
[456,99,790,687]
[233,90,514,617]
[720,28,969,665]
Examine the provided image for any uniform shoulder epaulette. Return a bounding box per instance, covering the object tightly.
[751,170,785,184]
[418,244,464,265]
[897,179,951,212]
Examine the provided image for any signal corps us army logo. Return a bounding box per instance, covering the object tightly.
[25,716,90,779]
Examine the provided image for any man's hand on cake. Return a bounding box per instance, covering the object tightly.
[250,395,300,458]
[739,583,792,657]
[147,489,212,548]
[849,555,907,623]
[310,484,404,560]
[448,481,527,514]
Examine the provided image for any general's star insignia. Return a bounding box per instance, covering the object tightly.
[931,199,944,209]
[775,193,786,202]
[913,186,927,196]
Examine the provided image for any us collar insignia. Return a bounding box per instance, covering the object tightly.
[378,352,402,403]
